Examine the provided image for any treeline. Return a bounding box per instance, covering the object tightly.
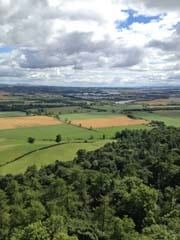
[123,106,180,112]
[0,127,179,239]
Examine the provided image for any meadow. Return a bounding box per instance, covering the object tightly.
[44,106,91,114]
[155,110,180,118]
[59,112,118,121]
[0,140,109,175]
[0,111,26,117]
[133,111,180,127]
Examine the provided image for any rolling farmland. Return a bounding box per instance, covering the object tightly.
[0,86,180,176]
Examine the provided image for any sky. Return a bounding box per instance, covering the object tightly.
[0,0,180,87]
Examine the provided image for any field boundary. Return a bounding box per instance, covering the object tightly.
[0,140,97,168]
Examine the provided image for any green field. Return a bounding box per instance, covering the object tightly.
[92,104,144,112]
[0,140,110,175]
[0,124,102,141]
[2,106,179,176]
[59,112,119,121]
[133,111,180,127]
[0,109,153,176]
[40,106,91,114]
[0,111,26,117]
[1,107,167,176]
[96,124,150,137]
[0,118,150,175]
[155,110,180,119]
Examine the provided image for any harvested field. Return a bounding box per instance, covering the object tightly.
[72,116,148,128]
[0,92,8,99]
[0,116,62,130]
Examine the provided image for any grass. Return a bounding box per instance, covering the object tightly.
[155,110,180,119]
[92,104,144,112]
[0,124,102,141]
[96,125,150,138]
[0,110,151,175]
[0,140,110,175]
[133,111,180,127]
[0,140,50,166]
[0,111,26,118]
[59,112,120,121]
[44,106,91,114]
[0,124,103,169]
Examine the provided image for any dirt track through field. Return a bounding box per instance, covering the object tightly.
[0,116,62,130]
[72,116,148,128]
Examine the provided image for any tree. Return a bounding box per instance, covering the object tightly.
[45,215,65,239]
[54,232,78,240]
[56,134,62,143]
[28,137,35,144]
[113,177,158,230]
[21,221,49,240]
[111,217,139,240]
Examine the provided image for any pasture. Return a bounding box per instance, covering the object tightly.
[44,106,91,114]
[155,110,180,118]
[0,124,102,141]
[133,111,180,127]
[0,140,110,175]
[59,112,118,121]
[91,104,144,112]
[0,111,26,118]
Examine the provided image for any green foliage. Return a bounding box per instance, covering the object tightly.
[0,127,179,240]
[143,224,178,240]
[28,137,35,144]
[111,217,139,240]
[54,232,78,240]
[22,221,49,240]
[56,134,62,143]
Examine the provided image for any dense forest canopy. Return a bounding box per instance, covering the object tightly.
[0,127,179,240]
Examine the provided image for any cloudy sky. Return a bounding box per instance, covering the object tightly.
[0,0,180,87]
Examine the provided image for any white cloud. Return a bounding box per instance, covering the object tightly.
[0,0,180,86]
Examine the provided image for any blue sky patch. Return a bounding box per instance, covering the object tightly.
[0,46,13,53]
[116,9,161,29]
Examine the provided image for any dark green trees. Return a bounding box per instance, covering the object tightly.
[27,137,35,144]
[56,134,62,143]
[0,126,179,240]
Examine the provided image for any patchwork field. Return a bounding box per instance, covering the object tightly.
[137,98,180,106]
[0,86,180,177]
[0,119,150,175]
[72,116,148,128]
[2,107,179,176]
[0,116,62,130]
